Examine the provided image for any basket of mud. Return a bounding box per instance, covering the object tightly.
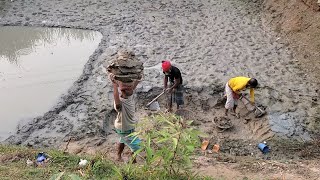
[213,116,233,131]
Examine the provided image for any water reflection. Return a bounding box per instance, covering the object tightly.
[0,27,97,64]
[0,0,11,17]
[0,26,102,141]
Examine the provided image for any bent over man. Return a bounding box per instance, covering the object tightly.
[225,76,258,116]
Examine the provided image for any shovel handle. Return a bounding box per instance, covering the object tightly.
[240,95,253,104]
[146,91,165,107]
[241,95,265,113]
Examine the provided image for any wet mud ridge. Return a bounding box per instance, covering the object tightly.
[0,0,319,149]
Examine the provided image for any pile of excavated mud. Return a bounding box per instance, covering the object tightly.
[106,50,144,83]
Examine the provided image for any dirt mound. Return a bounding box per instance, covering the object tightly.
[262,0,320,81]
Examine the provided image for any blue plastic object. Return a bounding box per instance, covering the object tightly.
[36,152,47,162]
[258,143,270,154]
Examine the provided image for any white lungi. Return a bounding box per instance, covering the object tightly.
[225,82,238,109]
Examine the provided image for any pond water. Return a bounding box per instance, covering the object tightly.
[0,26,102,141]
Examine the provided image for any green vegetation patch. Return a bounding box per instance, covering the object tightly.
[0,114,213,180]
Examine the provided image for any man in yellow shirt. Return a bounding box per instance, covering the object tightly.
[224,77,258,116]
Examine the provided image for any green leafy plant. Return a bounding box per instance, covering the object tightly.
[130,113,207,177]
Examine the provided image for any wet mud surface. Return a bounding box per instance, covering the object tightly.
[0,26,102,141]
[0,0,319,156]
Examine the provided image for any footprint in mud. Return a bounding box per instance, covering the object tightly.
[248,118,274,141]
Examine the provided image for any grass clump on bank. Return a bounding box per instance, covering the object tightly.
[0,114,212,180]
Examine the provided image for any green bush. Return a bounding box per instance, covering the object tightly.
[123,113,208,179]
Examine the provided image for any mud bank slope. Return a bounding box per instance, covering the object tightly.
[262,0,320,81]
[0,0,319,148]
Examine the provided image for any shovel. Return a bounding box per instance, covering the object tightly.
[145,91,165,111]
[240,95,266,118]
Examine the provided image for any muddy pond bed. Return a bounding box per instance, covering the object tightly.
[0,26,102,141]
[0,0,319,149]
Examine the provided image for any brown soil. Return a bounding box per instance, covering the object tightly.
[197,158,320,180]
[262,0,320,82]
[0,152,34,163]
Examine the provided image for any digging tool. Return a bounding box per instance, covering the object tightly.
[240,95,266,118]
[145,91,165,111]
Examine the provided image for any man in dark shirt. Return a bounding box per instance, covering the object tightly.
[162,60,184,112]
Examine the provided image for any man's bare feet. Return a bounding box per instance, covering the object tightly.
[116,156,124,162]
